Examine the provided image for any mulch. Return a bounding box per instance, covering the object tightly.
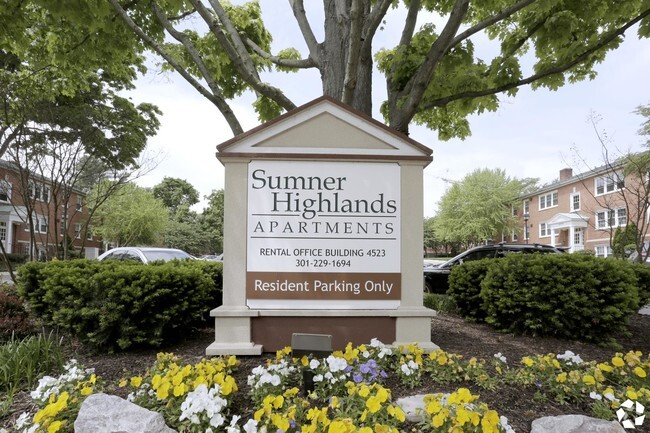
[3,313,649,433]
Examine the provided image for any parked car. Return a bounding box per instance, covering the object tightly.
[423,243,565,294]
[199,254,223,261]
[97,247,195,264]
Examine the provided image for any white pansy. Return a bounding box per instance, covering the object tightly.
[500,416,516,433]
[309,359,320,369]
[556,350,583,365]
[15,413,30,429]
[493,353,507,363]
[243,419,259,433]
[313,374,323,382]
[589,392,602,401]
[326,356,348,372]
[401,364,412,376]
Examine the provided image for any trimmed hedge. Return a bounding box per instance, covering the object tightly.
[17,259,223,352]
[448,254,642,344]
[447,260,493,321]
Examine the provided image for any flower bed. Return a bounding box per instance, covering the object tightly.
[8,339,650,433]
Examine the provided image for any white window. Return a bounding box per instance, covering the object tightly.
[26,215,48,234]
[570,193,580,211]
[595,245,614,258]
[512,231,518,242]
[39,216,48,234]
[573,228,583,245]
[74,223,82,239]
[86,226,93,241]
[29,182,51,202]
[596,208,627,229]
[0,221,6,242]
[539,191,558,210]
[595,171,624,196]
[76,195,83,211]
[0,180,12,202]
[540,222,551,237]
[523,199,530,215]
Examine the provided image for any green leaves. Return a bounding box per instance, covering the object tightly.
[16,259,223,352]
[434,168,537,244]
[449,254,643,344]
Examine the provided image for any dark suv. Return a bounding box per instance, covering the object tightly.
[423,243,565,293]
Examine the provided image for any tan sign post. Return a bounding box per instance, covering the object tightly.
[206,97,438,355]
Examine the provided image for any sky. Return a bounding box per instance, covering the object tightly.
[127,3,650,218]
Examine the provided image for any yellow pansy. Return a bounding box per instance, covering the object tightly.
[173,383,185,397]
[612,357,625,368]
[330,396,340,409]
[359,427,373,433]
[47,420,64,433]
[156,382,170,400]
[556,372,567,383]
[118,378,127,388]
[80,386,93,396]
[366,396,381,413]
[432,411,446,428]
[130,376,142,387]
[598,363,613,373]
[481,409,501,433]
[328,420,347,433]
[271,413,290,431]
[583,375,596,386]
[634,367,647,378]
[522,357,535,367]
[626,388,639,400]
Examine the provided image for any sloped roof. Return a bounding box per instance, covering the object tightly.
[216,96,433,164]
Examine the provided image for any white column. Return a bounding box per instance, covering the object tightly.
[569,226,575,253]
[550,228,556,247]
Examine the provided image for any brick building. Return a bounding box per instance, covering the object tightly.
[0,160,102,260]
[515,157,649,258]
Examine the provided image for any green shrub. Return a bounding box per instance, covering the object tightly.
[0,332,64,395]
[630,262,650,307]
[17,259,223,352]
[480,254,639,344]
[447,260,493,321]
[423,293,458,314]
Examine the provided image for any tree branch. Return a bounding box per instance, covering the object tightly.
[106,0,244,135]
[149,0,243,133]
[244,37,316,68]
[204,0,297,112]
[289,0,322,65]
[450,0,537,47]
[391,0,470,131]
[420,8,650,112]
[360,0,393,54]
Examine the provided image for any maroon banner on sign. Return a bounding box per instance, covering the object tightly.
[246,272,401,300]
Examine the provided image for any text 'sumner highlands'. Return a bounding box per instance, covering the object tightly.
[268,192,396,219]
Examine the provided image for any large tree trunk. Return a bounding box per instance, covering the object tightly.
[321,0,373,116]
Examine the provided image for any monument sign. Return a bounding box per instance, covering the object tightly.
[207,97,437,355]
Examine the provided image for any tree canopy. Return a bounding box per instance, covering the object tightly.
[153,177,200,215]
[11,0,641,139]
[434,168,537,244]
[90,182,168,247]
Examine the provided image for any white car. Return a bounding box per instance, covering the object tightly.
[97,247,194,264]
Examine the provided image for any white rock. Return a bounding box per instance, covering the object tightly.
[74,393,177,433]
[531,414,625,433]
[395,393,446,423]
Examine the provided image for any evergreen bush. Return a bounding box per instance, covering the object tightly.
[17,259,223,352]
[479,254,639,344]
[447,260,493,321]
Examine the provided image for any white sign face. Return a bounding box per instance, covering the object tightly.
[246,160,401,309]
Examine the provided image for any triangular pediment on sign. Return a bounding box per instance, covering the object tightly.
[217,96,432,161]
